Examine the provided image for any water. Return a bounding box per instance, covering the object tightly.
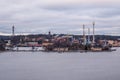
[0,48,120,80]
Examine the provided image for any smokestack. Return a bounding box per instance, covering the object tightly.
[92,22,95,43]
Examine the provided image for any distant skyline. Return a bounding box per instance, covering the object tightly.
[0,0,120,36]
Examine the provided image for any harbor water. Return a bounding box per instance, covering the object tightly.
[0,47,120,80]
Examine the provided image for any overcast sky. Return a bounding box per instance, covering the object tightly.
[0,0,120,35]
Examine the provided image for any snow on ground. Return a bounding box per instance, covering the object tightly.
[0,47,120,80]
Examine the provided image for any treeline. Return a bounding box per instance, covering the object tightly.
[0,34,120,41]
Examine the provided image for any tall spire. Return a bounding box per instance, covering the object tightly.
[83,24,85,37]
[88,28,90,44]
[92,22,95,43]
[83,24,86,45]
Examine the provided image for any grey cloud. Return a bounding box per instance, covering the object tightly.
[0,0,120,35]
[42,2,120,18]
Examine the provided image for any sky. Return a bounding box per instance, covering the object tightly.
[0,0,120,35]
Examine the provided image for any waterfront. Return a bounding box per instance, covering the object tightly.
[0,47,120,80]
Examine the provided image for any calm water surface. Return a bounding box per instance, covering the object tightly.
[0,48,120,80]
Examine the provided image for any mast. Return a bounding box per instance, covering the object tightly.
[12,25,15,37]
[11,25,15,47]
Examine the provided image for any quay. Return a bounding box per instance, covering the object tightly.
[4,46,116,52]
